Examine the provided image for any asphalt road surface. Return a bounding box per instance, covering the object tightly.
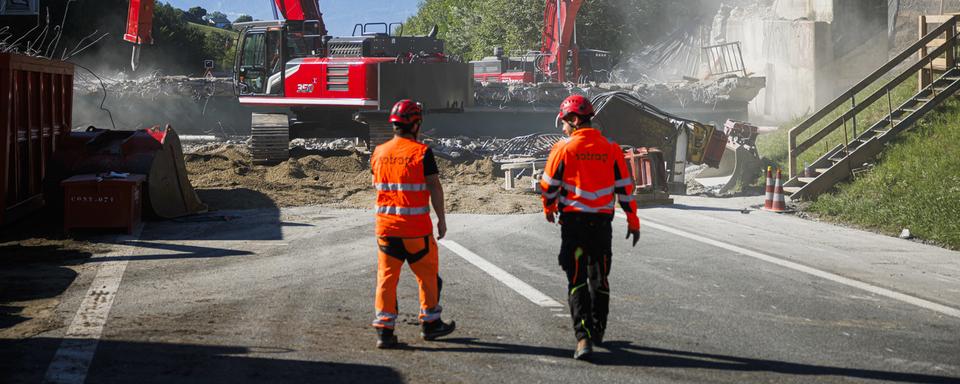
[4,197,960,383]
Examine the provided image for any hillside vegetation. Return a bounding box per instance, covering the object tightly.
[755,73,958,250]
[808,99,960,250]
[402,0,695,62]
[2,0,236,74]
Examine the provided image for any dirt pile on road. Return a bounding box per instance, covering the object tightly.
[185,144,542,214]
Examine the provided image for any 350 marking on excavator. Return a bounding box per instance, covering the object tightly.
[296,83,315,93]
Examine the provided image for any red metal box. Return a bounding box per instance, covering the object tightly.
[0,53,74,224]
[62,174,145,234]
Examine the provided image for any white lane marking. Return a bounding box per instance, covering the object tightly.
[43,232,141,384]
[440,240,563,308]
[620,213,960,319]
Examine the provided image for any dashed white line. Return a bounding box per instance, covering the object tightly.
[439,239,564,308]
[43,231,141,384]
[621,213,960,319]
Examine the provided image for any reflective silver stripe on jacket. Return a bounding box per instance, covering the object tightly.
[543,189,560,199]
[375,183,428,192]
[562,182,614,200]
[617,194,636,202]
[376,205,430,215]
[559,196,616,213]
[541,173,561,186]
[615,178,634,187]
[420,305,443,322]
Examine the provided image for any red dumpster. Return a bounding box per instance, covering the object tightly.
[0,53,74,225]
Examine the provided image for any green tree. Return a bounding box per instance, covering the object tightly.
[404,0,670,62]
[187,6,208,22]
[234,14,254,23]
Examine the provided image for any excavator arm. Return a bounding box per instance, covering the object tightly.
[539,0,583,83]
[273,0,327,34]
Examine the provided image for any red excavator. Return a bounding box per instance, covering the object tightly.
[471,0,611,84]
[233,0,471,162]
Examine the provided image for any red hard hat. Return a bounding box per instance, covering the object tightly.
[389,99,423,125]
[558,94,594,120]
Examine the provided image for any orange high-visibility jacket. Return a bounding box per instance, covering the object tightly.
[540,128,640,230]
[371,137,433,237]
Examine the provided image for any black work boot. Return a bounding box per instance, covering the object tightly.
[420,319,456,340]
[593,327,605,347]
[376,328,398,349]
[574,338,593,361]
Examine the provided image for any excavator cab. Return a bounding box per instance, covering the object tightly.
[236,26,286,96]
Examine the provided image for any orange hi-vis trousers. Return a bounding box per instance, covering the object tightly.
[373,235,443,329]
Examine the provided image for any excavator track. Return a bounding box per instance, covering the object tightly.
[354,111,394,150]
[250,113,290,164]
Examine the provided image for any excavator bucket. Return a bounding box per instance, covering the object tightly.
[697,145,764,194]
[54,125,207,219]
[695,120,765,194]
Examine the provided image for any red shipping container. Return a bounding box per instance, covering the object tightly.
[0,53,74,225]
[62,174,145,234]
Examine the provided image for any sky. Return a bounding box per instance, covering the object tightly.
[162,0,420,35]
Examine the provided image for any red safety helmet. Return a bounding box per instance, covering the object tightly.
[558,94,595,121]
[389,99,423,125]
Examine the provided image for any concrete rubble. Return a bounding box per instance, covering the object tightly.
[473,75,766,109]
[75,72,235,101]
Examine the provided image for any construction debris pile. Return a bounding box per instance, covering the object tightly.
[75,72,235,100]
[184,144,543,214]
[474,75,765,109]
[425,133,562,162]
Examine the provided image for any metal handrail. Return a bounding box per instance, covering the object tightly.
[787,16,959,178]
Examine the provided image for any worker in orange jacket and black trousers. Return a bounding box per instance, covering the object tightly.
[370,99,456,348]
[541,95,641,360]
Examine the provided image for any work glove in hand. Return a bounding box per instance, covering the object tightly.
[626,229,640,247]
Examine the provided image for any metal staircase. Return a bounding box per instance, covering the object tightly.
[785,16,960,200]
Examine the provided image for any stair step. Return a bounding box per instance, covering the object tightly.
[783,187,802,195]
[815,168,831,174]
[916,98,932,103]
[942,76,960,81]
[901,108,918,113]
[797,177,816,184]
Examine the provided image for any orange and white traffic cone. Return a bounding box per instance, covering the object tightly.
[763,166,774,210]
[769,168,788,213]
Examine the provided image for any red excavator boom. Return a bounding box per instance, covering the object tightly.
[273,0,327,35]
[538,0,583,83]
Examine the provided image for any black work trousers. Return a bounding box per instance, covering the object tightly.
[558,212,613,341]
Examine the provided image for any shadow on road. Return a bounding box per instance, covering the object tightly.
[0,244,93,333]
[427,338,957,384]
[79,241,256,263]
[0,337,403,384]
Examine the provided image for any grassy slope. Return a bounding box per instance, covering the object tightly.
[808,98,960,250]
[187,22,238,70]
[756,75,960,250]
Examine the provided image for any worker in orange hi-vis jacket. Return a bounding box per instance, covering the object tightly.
[540,94,641,361]
[370,99,456,349]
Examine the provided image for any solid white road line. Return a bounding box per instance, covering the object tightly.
[43,232,141,384]
[439,239,564,308]
[620,213,960,319]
